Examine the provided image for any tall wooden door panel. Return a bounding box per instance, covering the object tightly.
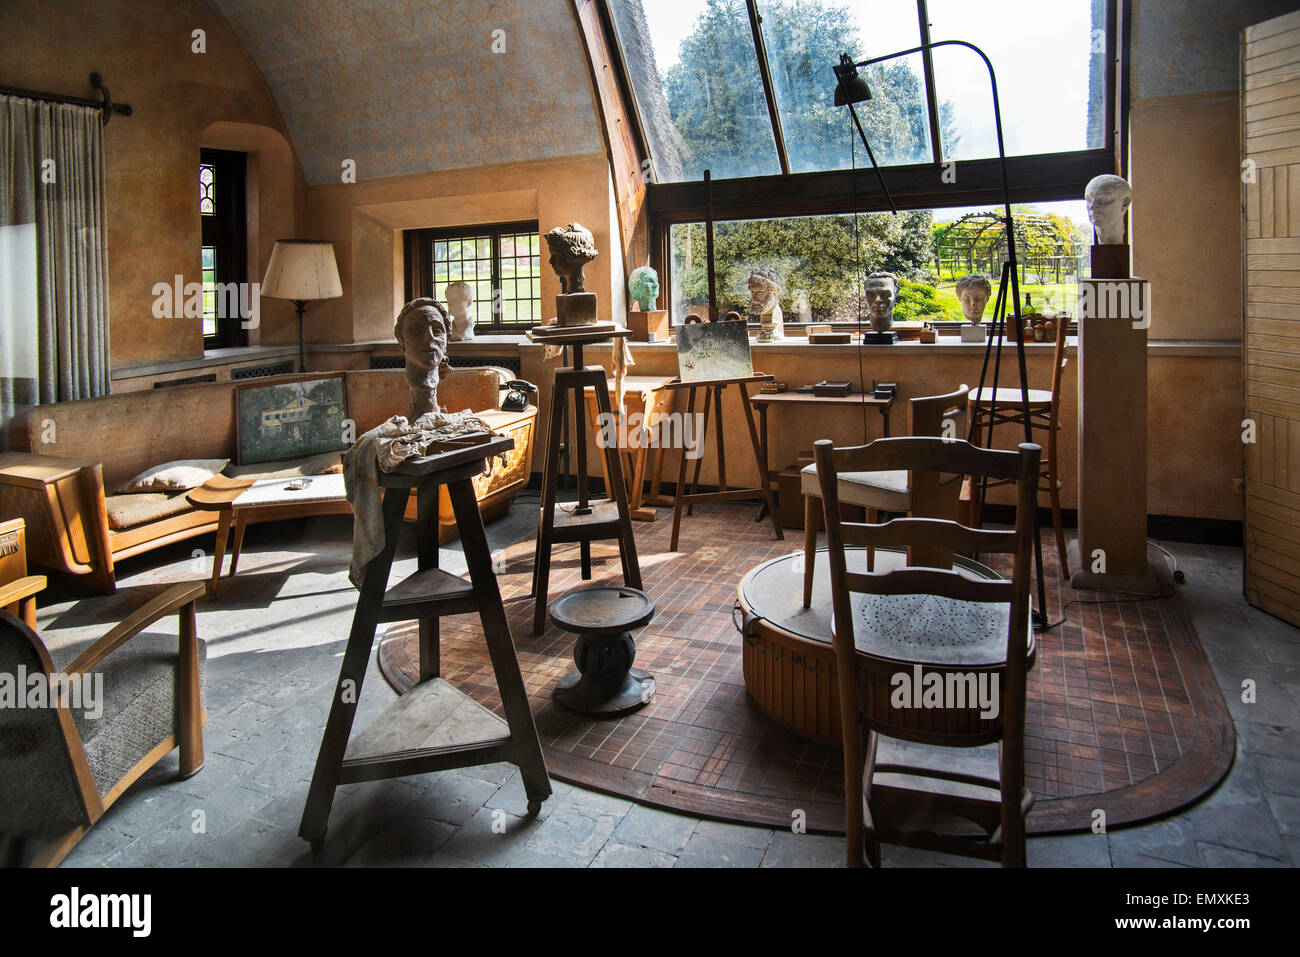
[1244,8,1300,626]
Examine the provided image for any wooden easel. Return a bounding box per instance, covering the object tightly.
[299,433,551,851]
[665,373,783,551]
[529,326,642,636]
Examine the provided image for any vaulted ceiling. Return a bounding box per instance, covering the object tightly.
[210,0,603,186]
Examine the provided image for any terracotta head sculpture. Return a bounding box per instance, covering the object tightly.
[1084,174,1132,245]
[445,281,474,341]
[627,266,660,311]
[747,267,784,315]
[955,273,993,324]
[393,297,451,420]
[863,272,899,332]
[545,222,599,294]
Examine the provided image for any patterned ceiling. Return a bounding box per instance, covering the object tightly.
[210,0,603,186]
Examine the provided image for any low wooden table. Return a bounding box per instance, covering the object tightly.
[749,390,896,521]
[549,585,656,716]
[583,374,676,521]
[188,473,352,595]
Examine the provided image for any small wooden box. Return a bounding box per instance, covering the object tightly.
[627,309,670,342]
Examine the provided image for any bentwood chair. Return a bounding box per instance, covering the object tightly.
[815,435,1040,867]
[967,313,1070,574]
[0,581,206,867]
[801,385,968,606]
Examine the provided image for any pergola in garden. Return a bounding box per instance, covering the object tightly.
[934,211,1084,285]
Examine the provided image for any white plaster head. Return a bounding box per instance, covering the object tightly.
[954,273,992,324]
[444,281,474,341]
[1084,174,1132,245]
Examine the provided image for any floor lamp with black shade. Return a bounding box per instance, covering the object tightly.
[832,41,1050,631]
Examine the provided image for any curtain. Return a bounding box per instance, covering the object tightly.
[0,95,109,450]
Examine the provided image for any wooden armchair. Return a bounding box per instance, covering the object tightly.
[814,435,1039,867]
[1,518,46,629]
[0,580,206,867]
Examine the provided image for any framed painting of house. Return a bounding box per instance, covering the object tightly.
[234,374,349,465]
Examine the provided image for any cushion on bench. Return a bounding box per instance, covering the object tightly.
[105,493,195,531]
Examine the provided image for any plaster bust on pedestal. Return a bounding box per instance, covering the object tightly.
[749,267,784,341]
[445,280,474,341]
[863,272,898,334]
[394,298,451,420]
[1084,174,1132,245]
[628,266,660,311]
[955,272,992,343]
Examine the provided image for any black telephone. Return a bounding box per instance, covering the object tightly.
[500,379,538,411]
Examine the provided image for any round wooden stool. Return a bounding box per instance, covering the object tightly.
[549,585,655,717]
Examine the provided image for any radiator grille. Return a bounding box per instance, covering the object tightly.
[232,360,295,380]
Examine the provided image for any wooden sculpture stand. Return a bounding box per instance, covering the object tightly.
[666,373,783,551]
[530,327,642,636]
[299,434,551,851]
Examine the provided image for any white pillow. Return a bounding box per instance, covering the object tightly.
[117,459,230,494]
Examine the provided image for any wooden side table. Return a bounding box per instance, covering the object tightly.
[188,473,351,596]
[665,373,783,551]
[582,374,676,522]
[0,518,46,629]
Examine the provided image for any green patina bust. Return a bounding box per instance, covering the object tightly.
[627,266,660,311]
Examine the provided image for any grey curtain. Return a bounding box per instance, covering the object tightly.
[0,95,110,449]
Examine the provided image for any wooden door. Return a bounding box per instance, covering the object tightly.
[1244,9,1300,626]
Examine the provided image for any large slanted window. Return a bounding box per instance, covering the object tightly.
[405,222,542,331]
[199,148,248,349]
[603,0,1122,324]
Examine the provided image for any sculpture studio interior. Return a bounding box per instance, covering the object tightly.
[2,0,1299,905]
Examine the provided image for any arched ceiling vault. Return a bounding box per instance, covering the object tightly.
[209,0,604,186]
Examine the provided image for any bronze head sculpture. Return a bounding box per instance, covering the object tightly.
[393,298,451,420]
[545,223,599,294]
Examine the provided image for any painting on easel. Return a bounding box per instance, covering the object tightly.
[675,319,753,383]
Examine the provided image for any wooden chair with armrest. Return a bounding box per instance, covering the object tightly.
[801,385,969,606]
[1,518,46,629]
[815,435,1039,867]
[0,580,206,867]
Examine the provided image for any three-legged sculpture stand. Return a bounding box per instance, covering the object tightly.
[530,327,642,636]
[299,434,551,851]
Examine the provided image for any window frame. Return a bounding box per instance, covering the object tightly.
[404,220,543,332]
[598,0,1129,321]
[200,147,248,350]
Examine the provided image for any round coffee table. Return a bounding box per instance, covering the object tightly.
[549,585,656,717]
[736,546,1002,747]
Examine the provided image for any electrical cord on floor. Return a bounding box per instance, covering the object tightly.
[1038,540,1184,630]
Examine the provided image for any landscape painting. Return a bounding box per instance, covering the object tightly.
[675,319,753,383]
[235,375,349,465]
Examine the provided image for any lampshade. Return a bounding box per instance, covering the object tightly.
[261,240,342,301]
[833,53,871,106]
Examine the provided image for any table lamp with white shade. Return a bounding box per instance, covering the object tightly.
[261,240,342,372]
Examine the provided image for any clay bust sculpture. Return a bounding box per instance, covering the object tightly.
[748,267,785,341]
[955,273,992,324]
[445,280,475,342]
[627,265,660,311]
[1084,174,1132,245]
[545,222,599,294]
[863,272,899,333]
[393,298,451,420]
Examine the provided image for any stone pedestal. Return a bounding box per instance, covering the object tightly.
[1070,245,1168,595]
[960,324,987,343]
[556,292,598,326]
[863,330,898,344]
